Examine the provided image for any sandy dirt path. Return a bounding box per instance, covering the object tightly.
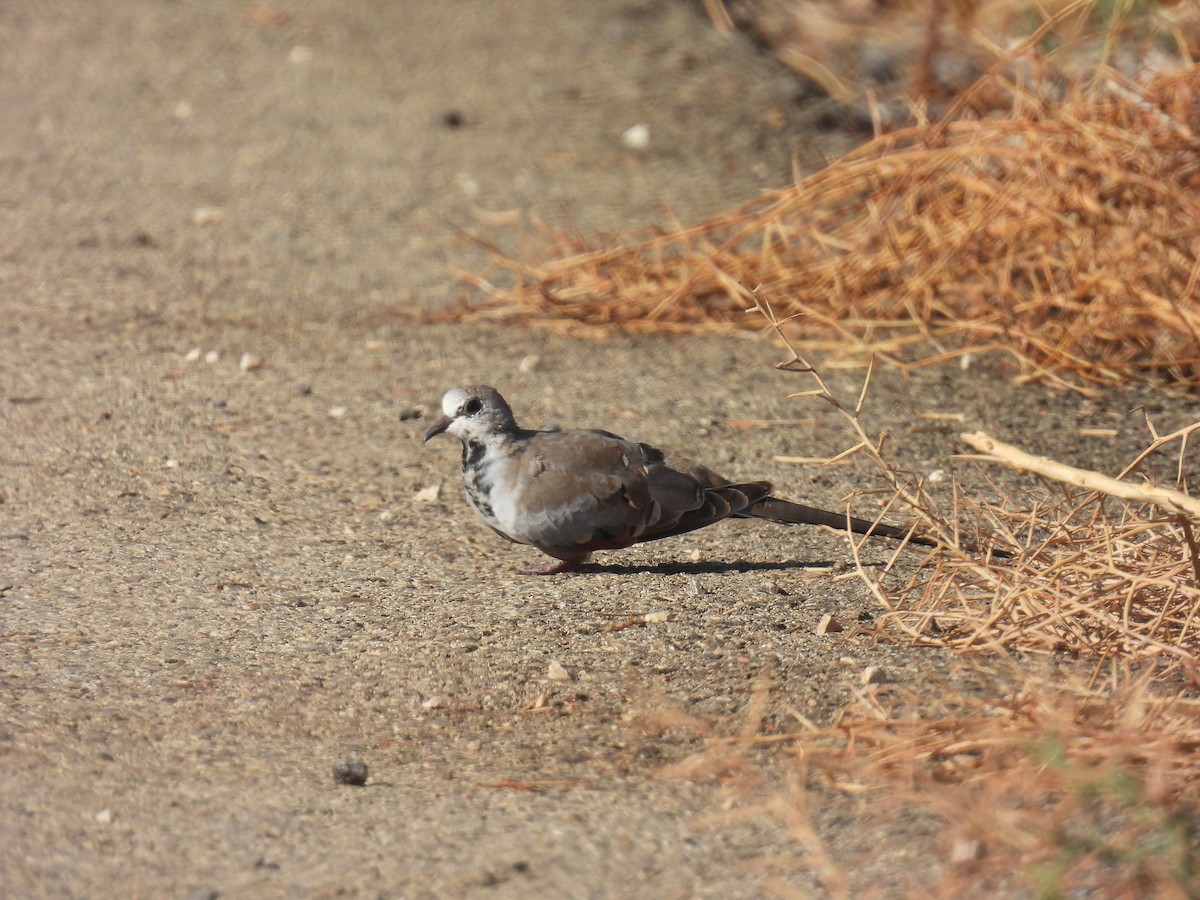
[4,2,1195,897]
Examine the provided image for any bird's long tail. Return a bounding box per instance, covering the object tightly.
[748,497,940,548]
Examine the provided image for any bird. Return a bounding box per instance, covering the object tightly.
[422,384,939,574]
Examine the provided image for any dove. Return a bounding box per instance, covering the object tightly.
[422,385,938,574]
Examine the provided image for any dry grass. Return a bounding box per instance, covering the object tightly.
[789,673,1200,896]
[453,59,1200,392]
[640,665,1200,896]
[727,0,1200,111]
[865,424,1200,665]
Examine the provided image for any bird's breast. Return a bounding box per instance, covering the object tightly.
[461,442,526,540]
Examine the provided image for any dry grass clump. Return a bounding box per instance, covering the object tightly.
[867,426,1200,662]
[455,61,1200,391]
[642,668,1200,896]
[784,673,1200,896]
[753,301,1200,663]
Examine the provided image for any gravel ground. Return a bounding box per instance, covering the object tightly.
[3,1,1197,897]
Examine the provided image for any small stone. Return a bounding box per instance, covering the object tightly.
[183,347,202,362]
[927,468,946,484]
[289,45,313,64]
[239,353,264,372]
[421,696,443,709]
[295,383,313,396]
[861,666,887,686]
[204,350,220,364]
[440,109,465,129]
[95,808,113,824]
[621,123,650,150]
[327,405,347,419]
[951,836,984,862]
[378,509,396,522]
[547,660,572,682]
[518,354,540,373]
[413,484,441,504]
[192,207,224,227]
[457,174,480,198]
[816,614,843,635]
[164,458,180,469]
[173,100,193,119]
[643,611,669,624]
[332,759,368,786]
[397,406,422,422]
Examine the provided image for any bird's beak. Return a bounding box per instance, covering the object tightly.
[423,414,452,443]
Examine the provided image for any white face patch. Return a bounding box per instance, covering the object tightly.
[442,388,469,417]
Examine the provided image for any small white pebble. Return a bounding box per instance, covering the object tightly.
[547,659,572,682]
[413,484,441,504]
[456,174,481,198]
[173,100,193,119]
[378,509,396,522]
[328,405,347,419]
[204,350,220,364]
[421,696,443,709]
[239,353,264,372]
[289,45,313,64]
[192,207,224,227]
[927,468,946,484]
[519,354,541,373]
[643,611,670,624]
[164,458,180,469]
[621,123,650,150]
[95,808,113,824]
[183,347,201,362]
[951,837,983,862]
[959,352,975,371]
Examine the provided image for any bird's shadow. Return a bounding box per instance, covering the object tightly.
[574,558,856,576]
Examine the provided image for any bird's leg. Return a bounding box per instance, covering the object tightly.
[520,552,590,575]
[520,559,582,575]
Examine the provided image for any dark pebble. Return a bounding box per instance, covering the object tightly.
[333,759,369,786]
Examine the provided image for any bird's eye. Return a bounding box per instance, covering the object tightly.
[463,398,483,415]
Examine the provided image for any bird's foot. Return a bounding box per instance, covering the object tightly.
[520,558,583,575]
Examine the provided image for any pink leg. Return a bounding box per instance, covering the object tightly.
[520,558,584,575]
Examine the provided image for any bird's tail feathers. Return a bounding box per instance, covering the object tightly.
[749,497,937,547]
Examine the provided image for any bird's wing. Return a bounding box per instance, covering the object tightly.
[499,429,769,552]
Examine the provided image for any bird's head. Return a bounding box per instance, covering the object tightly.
[422,385,517,444]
